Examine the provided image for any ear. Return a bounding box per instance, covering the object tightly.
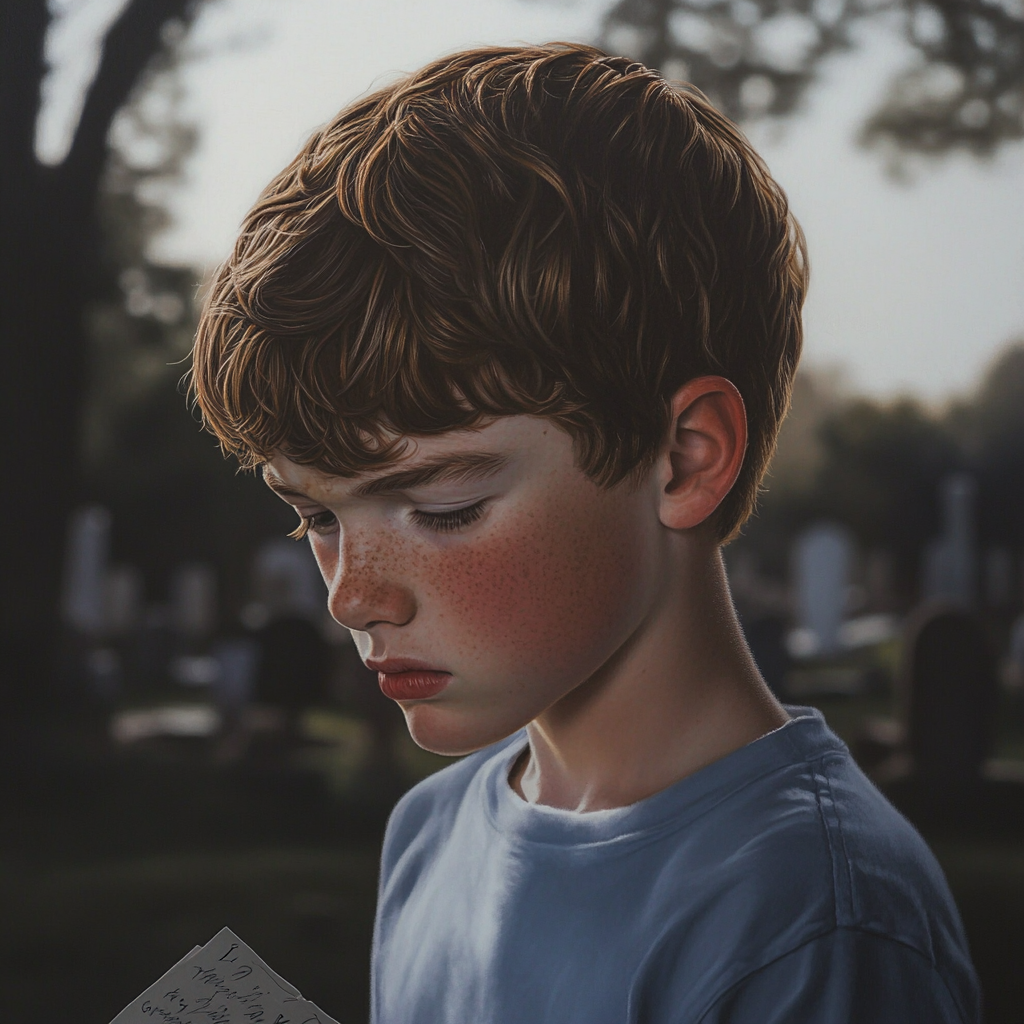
[656,376,747,531]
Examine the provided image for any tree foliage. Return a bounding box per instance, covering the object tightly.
[951,343,1024,544]
[599,0,1024,153]
[85,127,295,622]
[745,341,1024,602]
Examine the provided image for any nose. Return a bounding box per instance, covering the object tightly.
[325,527,416,632]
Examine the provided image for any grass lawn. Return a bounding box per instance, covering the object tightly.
[2,698,1023,1023]
[0,847,379,1024]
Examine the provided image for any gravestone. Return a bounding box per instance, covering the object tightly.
[984,547,1014,608]
[792,522,853,656]
[61,505,112,635]
[250,538,324,622]
[903,607,997,790]
[105,564,143,636]
[922,473,977,608]
[211,633,260,759]
[864,549,895,612]
[171,562,217,639]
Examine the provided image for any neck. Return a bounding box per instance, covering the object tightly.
[511,536,787,812]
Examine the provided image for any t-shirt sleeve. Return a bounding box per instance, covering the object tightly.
[698,928,976,1024]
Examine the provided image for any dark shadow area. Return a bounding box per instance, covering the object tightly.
[3,680,1024,1023]
[0,712,389,1024]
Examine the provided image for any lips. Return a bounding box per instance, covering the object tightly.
[368,659,451,702]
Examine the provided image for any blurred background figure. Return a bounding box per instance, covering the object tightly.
[244,539,328,739]
[210,628,259,762]
[60,504,120,703]
[1,0,1022,1020]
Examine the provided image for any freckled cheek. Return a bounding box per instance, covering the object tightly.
[426,502,650,675]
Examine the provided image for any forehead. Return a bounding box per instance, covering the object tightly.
[263,415,570,500]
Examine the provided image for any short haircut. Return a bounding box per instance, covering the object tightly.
[190,42,807,540]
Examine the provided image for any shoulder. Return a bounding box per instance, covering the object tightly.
[637,712,978,1019]
[379,731,524,879]
[698,927,979,1024]
[754,717,972,965]
[806,741,968,960]
[741,712,963,937]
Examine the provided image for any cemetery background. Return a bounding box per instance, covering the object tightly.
[2,1,1024,1022]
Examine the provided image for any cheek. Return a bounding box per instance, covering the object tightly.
[427,489,653,680]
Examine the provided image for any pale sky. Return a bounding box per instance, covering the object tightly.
[40,0,1024,402]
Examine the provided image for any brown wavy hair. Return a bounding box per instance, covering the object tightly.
[190,42,807,540]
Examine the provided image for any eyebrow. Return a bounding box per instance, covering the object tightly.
[261,472,313,502]
[262,452,510,502]
[352,452,510,497]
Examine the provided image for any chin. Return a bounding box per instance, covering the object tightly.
[401,702,526,758]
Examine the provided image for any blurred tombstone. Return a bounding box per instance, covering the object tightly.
[247,539,324,625]
[170,654,220,687]
[134,603,176,689]
[85,647,121,702]
[984,547,1014,609]
[211,633,260,760]
[903,607,997,793]
[791,522,853,657]
[61,505,112,635]
[171,562,217,640]
[864,549,895,612]
[922,473,977,608]
[105,564,143,636]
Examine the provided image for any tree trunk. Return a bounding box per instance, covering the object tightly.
[0,0,197,708]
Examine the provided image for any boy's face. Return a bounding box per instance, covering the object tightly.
[265,416,667,756]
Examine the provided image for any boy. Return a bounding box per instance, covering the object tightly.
[191,44,980,1023]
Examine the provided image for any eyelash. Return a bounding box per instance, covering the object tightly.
[289,501,487,540]
[410,500,487,533]
[290,510,336,540]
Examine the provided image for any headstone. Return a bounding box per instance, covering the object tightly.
[105,564,143,635]
[792,522,853,657]
[250,538,324,621]
[171,562,217,638]
[61,505,112,635]
[864,549,895,612]
[211,634,260,759]
[984,546,1014,608]
[212,636,259,712]
[922,473,977,607]
[903,607,997,790]
[134,603,175,688]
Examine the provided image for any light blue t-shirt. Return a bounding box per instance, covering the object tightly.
[372,708,980,1023]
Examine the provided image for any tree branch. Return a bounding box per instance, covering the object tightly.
[0,0,50,182]
[61,0,199,200]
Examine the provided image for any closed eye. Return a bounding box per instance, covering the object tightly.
[410,500,487,533]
